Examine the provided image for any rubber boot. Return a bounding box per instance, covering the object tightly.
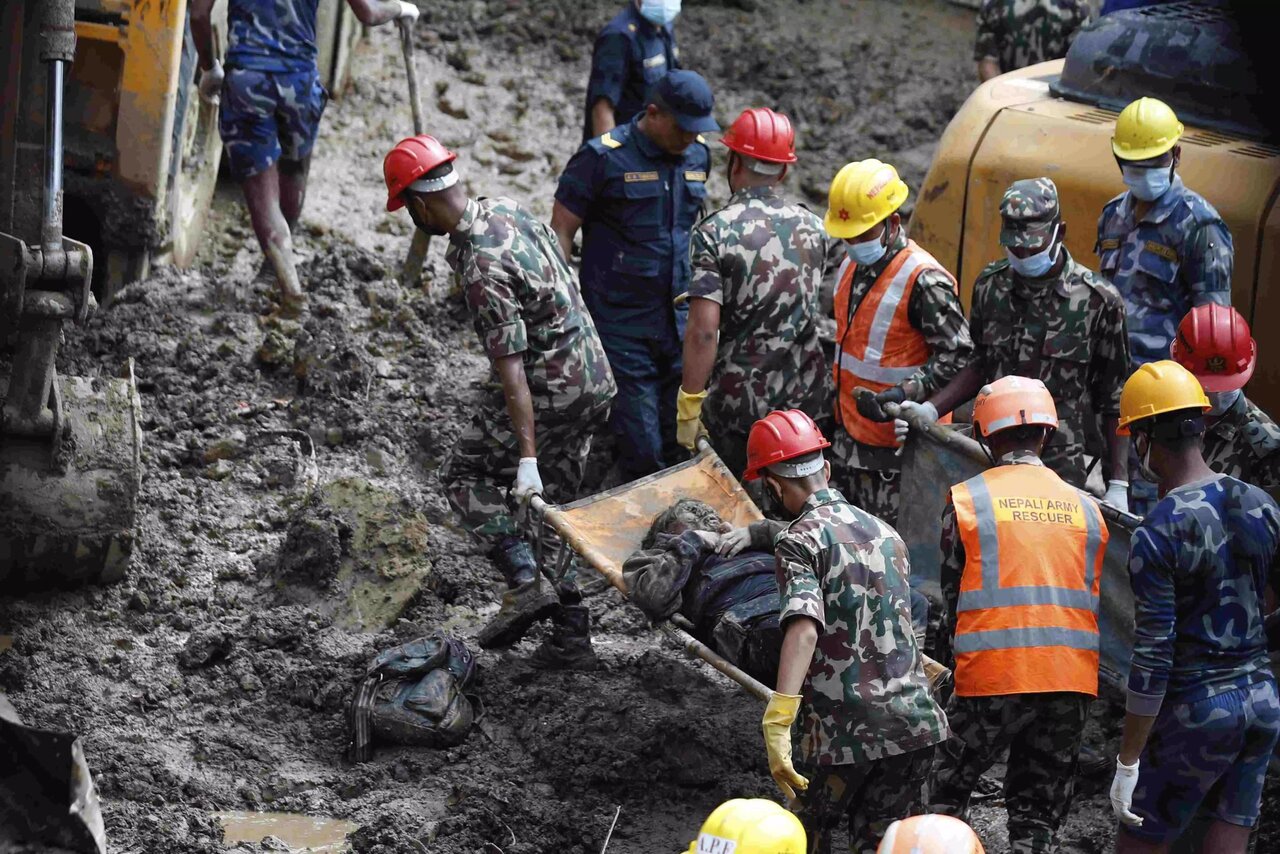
[530,605,598,670]
[477,537,558,650]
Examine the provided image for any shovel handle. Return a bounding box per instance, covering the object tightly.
[396,17,426,135]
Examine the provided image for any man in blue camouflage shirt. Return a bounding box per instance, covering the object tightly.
[1108,361,1280,852]
[192,0,418,312]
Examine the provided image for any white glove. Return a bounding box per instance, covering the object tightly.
[1104,479,1130,513]
[198,59,224,105]
[512,457,542,500]
[894,401,939,445]
[396,0,420,21]
[716,526,752,558]
[1110,757,1143,827]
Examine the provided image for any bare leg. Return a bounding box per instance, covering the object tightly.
[278,155,311,231]
[240,164,304,307]
[1114,827,1169,854]
[1199,820,1253,854]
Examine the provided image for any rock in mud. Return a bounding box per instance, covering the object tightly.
[276,502,346,585]
[178,627,234,669]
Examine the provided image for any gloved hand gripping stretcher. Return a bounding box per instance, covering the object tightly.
[525,439,951,702]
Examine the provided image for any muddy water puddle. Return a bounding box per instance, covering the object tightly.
[0,635,11,655]
[216,811,358,852]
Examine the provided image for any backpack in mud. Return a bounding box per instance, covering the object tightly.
[348,634,477,761]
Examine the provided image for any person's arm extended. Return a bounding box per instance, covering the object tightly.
[977,57,1001,82]
[1093,291,1132,485]
[1124,527,1177,742]
[190,0,216,71]
[591,98,616,138]
[1118,710,1157,766]
[776,616,820,695]
[493,353,536,458]
[1105,416,1129,488]
[926,364,985,418]
[550,201,584,266]
[681,297,719,394]
[345,0,416,27]
[973,0,1001,82]
[907,273,974,402]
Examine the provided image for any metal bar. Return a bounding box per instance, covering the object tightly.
[41,59,63,251]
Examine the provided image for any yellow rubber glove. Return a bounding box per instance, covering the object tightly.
[676,387,709,451]
[761,691,808,804]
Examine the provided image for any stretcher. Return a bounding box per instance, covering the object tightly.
[527,440,950,703]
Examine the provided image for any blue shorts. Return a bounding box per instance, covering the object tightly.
[1124,678,1280,841]
[218,68,327,179]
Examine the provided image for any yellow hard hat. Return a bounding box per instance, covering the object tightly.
[824,159,909,239]
[1112,97,1184,161]
[684,799,806,854]
[1117,360,1211,436]
[878,815,985,854]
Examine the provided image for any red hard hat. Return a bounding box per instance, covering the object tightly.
[1170,303,1256,392]
[721,108,798,165]
[383,134,458,212]
[743,410,830,481]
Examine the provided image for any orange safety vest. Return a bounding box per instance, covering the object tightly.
[949,463,1107,698]
[833,240,957,448]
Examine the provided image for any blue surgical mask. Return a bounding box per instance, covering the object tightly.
[1208,389,1242,416]
[1005,226,1060,278]
[639,0,681,25]
[846,232,888,266]
[1122,164,1172,202]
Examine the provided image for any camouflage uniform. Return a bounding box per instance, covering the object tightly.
[831,230,973,525]
[971,179,1130,488]
[439,198,616,543]
[688,185,842,474]
[1203,393,1280,501]
[930,450,1092,853]
[1123,474,1280,842]
[974,0,1089,74]
[1097,174,1233,515]
[776,487,948,853]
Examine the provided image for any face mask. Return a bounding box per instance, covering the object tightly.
[1208,389,1242,416]
[760,478,795,522]
[1122,164,1173,202]
[639,0,681,25]
[1005,225,1059,278]
[846,229,888,266]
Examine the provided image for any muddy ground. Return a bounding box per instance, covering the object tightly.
[4,1,1277,852]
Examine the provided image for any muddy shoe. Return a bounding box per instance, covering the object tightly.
[530,605,598,670]
[476,580,559,649]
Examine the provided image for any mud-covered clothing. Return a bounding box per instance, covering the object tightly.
[967,251,1130,487]
[796,745,936,854]
[218,68,327,179]
[776,488,948,766]
[931,691,1089,854]
[226,0,319,73]
[689,185,839,454]
[1204,393,1280,499]
[582,3,678,142]
[974,0,1088,73]
[1126,474,1280,717]
[1096,175,1234,370]
[1126,680,1280,841]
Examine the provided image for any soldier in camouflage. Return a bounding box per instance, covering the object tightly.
[974,0,1088,82]
[748,410,947,854]
[192,0,419,311]
[382,136,616,665]
[915,178,1131,507]
[1099,97,1234,515]
[678,108,842,476]
[1109,361,1280,849]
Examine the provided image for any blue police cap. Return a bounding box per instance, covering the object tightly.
[651,70,719,134]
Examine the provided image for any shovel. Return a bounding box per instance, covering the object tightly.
[396,16,431,288]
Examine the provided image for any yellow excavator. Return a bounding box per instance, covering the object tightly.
[909,0,1279,413]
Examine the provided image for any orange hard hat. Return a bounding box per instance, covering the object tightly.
[972,375,1059,438]
[1171,303,1257,393]
[877,815,985,854]
[721,107,798,164]
[383,134,458,212]
[743,410,830,481]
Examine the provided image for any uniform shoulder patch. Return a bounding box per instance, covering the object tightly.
[599,132,622,150]
[976,258,1010,280]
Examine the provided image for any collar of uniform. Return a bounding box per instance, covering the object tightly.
[998,449,1045,466]
[1049,248,1078,298]
[1209,391,1250,439]
[730,185,783,206]
[449,197,480,243]
[1122,173,1186,226]
[800,486,845,514]
[630,116,670,161]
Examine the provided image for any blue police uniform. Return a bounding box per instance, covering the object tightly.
[583,4,679,142]
[1096,174,1233,515]
[219,0,328,179]
[556,74,714,482]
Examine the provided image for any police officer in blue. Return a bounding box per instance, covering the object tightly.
[583,1,682,142]
[552,70,716,483]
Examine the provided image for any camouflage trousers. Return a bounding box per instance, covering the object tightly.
[795,746,935,854]
[439,400,608,545]
[828,431,901,526]
[930,692,1089,854]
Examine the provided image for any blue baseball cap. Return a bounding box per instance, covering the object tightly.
[650,70,719,134]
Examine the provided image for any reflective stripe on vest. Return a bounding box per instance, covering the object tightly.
[833,241,956,447]
[950,464,1107,698]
